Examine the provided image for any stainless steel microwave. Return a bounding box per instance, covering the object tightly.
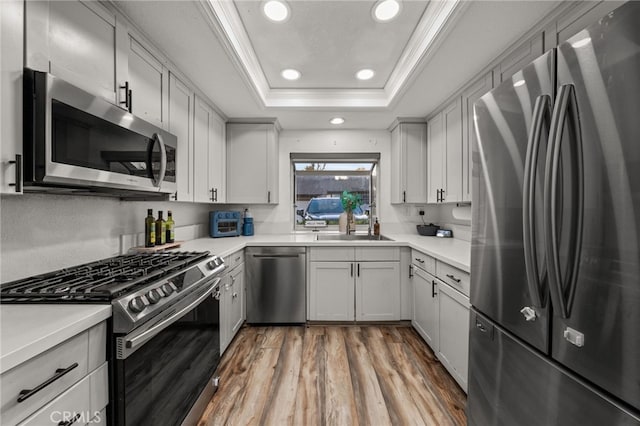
[23,68,177,196]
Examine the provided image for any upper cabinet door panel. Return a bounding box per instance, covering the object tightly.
[404,123,428,203]
[462,72,493,202]
[168,73,193,202]
[26,1,118,103]
[427,113,444,204]
[443,97,463,203]
[493,33,544,85]
[128,37,165,128]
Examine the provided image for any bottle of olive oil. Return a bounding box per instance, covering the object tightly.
[165,210,175,243]
[155,211,166,246]
[145,209,156,247]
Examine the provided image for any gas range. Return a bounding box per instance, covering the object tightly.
[0,251,226,333]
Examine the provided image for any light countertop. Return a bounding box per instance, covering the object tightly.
[0,233,468,372]
[179,232,470,272]
[0,304,111,374]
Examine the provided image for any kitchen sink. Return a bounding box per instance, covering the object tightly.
[315,234,394,241]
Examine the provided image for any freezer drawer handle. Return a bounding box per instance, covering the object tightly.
[520,306,537,322]
[563,327,584,347]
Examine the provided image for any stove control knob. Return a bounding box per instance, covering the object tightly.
[146,288,162,304]
[206,260,218,270]
[128,296,146,313]
[161,283,174,296]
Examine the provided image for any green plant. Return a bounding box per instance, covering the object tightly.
[340,190,362,213]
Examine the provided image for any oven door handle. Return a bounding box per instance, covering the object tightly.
[125,278,221,350]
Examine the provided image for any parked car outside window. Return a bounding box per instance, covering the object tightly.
[299,197,368,225]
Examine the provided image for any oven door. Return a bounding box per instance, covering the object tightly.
[23,68,177,194]
[113,279,221,426]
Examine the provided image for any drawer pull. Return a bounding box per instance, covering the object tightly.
[17,362,79,403]
[446,273,461,283]
[58,413,81,426]
[414,258,425,264]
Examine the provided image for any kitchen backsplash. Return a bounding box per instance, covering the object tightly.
[0,193,213,282]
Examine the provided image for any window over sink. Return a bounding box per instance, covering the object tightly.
[292,153,379,230]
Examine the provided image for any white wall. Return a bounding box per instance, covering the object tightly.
[0,194,213,282]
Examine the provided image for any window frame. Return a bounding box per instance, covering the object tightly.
[291,153,380,232]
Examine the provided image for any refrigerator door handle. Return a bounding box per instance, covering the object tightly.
[523,94,551,309]
[545,84,584,319]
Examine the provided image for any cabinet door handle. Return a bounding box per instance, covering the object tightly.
[403,191,406,203]
[128,88,133,113]
[9,154,22,192]
[119,81,129,110]
[441,189,445,202]
[214,188,218,202]
[17,362,79,403]
[446,273,461,283]
[432,280,437,298]
[268,191,271,203]
[409,264,414,278]
[357,263,360,277]
[350,263,353,277]
[210,188,215,201]
[232,292,238,299]
[58,413,81,426]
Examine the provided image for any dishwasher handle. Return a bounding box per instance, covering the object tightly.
[251,254,302,259]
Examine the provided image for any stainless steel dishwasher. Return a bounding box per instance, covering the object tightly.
[245,247,306,324]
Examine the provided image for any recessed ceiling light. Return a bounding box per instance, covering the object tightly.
[356,69,375,80]
[281,69,301,80]
[263,0,289,22]
[330,117,345,125]
[373,0,401,22]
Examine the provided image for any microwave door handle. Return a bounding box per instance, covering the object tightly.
[154,133,167,188]
[125,278,221,350]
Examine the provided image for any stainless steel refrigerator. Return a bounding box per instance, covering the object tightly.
[469,2,640,424]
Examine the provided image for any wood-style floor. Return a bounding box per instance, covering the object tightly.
[198,325,466,426]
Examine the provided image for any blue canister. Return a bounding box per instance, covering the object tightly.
[242,209,254,236]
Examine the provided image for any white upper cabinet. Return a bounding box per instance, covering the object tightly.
[390,120,428,204]
[226,122,279,204]
[427,97,463,204]
[168,73,193,202]
[25,0,126,104]
[492,33,543,85]
[127,36,167,128]
[1,0,24,194]
[194,97,226,204]
[461,72,493,203]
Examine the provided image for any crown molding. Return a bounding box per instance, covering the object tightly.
[202,0,466,109]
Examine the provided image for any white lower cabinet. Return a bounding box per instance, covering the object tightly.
[437,281,470,392]
[411,251,470,392]
[220,253,245,354]
[356,262,400,321]
[309,261,354,321]
[308,247,400,321]
[1,322,108,426]
[412,266,439,349]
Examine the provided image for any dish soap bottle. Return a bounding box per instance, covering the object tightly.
[155,211,166,246]
[165,210,175,243]
[145,209,156,247]
[242,208,254,236]
[373,217,380,236]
